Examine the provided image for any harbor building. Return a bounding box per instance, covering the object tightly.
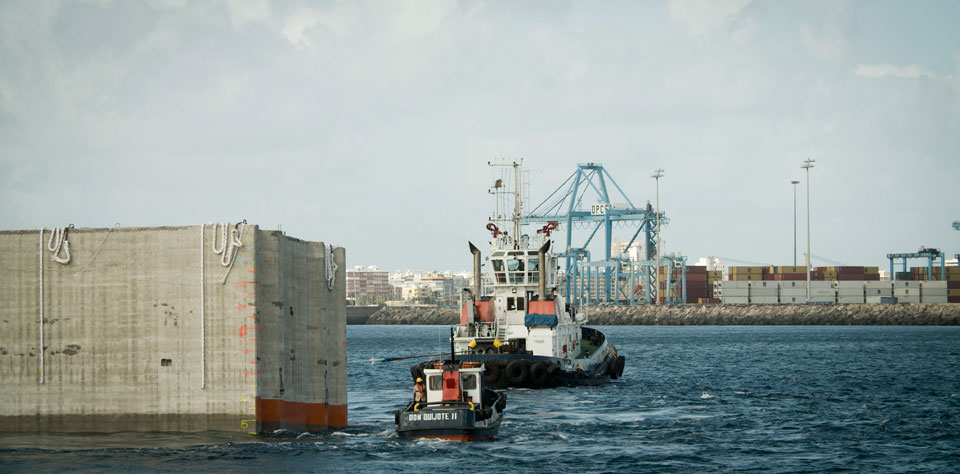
[346,266,391,305]
[0,224,346,433]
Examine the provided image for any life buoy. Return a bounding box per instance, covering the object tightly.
[483,361,500,385]
[529,362,549,387]
[505,360,528,385]
[485,346,497,354]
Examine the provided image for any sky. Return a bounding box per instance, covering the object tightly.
[1,0,958,273]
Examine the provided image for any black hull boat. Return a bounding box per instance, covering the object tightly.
[396,359,507,441]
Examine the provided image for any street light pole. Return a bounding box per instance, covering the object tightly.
[652,168,664,305]
[791,180,799,267]
[801,159,815,302]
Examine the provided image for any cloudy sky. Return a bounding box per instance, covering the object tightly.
[1,0,958,272]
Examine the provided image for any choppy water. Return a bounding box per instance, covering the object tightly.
[3,325,960,473]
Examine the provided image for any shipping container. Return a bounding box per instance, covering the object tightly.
[750,296,779,304]
[838,296,865,304]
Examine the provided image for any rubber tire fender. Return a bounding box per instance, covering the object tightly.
[410,365,423,383]
[609,357,620,380]
[546,364,561,386]
[394,410,400,425]
[529,362,549,387]
[505,359,529,386]
[483,360,501,385]
[496,393,507,411]
[617,356,626,378]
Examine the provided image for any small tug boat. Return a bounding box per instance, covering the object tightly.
[396,333,507,441]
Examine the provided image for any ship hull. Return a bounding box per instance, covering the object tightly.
[444,327,625,389]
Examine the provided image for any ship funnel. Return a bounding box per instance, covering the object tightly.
[538,240,550,300]
[469,242,481,298]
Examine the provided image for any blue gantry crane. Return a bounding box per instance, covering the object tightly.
[887,246,946,281]
[519,163,684,305]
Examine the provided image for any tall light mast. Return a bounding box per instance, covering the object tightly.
[801,159,815,302]
[651,168,664,305]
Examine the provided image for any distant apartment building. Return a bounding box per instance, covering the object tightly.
[389,270,474,305]
[346,266,392,305]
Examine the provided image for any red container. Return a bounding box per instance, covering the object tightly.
[686,273,707,282]
[686,266,707,274]
[948,281,960,289]
[949,296,960,303]
[864,274,880,281]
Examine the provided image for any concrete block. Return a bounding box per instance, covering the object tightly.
[0,225,346,433]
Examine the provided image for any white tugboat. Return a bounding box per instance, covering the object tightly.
[417,164,626,389]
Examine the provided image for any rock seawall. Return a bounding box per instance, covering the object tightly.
[362,304,960,325]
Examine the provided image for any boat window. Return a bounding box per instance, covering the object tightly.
[508,251,524,256]
[509,272,524,284]
[516,297,524,311]
[495,272,506,284]
[528,258,538,283]
[528,257,538,272]
[507,297,516,311]
[428,375,442,391]
[461,374,477,390]
[506,259,523,272]
[492,259,503,271]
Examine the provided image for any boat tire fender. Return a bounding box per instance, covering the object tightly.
[617,356,626,378]
[530,362,549,387]
[394,410,400,425]
[483,361,501,385]
[546,364,560,386]
[505,360,529,385]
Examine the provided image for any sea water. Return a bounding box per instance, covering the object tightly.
[2,325,959,473]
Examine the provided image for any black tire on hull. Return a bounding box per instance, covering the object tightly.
[529,362,549,387]
[505,360,528,386]
[546,364,560,386]
[617,356,626,378]
[483,360,501,385]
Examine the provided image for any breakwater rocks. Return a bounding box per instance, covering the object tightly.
[360,304,960,325]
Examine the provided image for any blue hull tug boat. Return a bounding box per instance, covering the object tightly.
[396,331,507,441]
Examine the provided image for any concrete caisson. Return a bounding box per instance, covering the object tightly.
[0,224,346,433]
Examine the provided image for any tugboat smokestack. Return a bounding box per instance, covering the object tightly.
[469,242,482,298]
[538,240,550,300]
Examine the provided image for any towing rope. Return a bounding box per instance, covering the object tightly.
[212,222,243,267]
[46,226,72,264]
[325,243,337,290]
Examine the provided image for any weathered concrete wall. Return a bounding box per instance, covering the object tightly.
[360,304,960,325]
[0,225,345,433]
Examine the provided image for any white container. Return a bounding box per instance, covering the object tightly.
[899,295,920,303]
[922,288,948,296]
[810,281,833,289]
[866,296,883,304]
[837,289,864,297]
[834,281,864,289]
[865,281,892,290]
[750,296,779,304]
[921,295,948,303]
[838,296,864,304]
[809,296,835,303]
[781,288,808,296]
[894,288,916,296]
[780,281,805,288]
[811,288,836,297]
[722,296,749,304]
[749,281,777,288]
[781,296,803,304]
[750,288,778,297]
[922,281,947,289]
[866,288,893,297]
[722,288,748,297]
[894,281,920,288]
[723,281,749,289]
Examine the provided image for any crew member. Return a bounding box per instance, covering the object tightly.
[413,377,425,402]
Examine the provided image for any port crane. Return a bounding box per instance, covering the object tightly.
[516,163,683,305]
[887,246,946,281]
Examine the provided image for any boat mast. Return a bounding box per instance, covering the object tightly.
[488,159,524,245]
[512,161,522,241]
